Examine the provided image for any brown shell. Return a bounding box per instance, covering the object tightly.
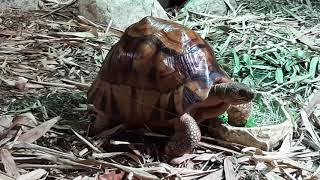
[88,16,230,132]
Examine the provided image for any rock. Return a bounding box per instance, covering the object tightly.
[78,0,169,31]
[180,0,237,16]
[157,0,170,8]
[0,0,39,10]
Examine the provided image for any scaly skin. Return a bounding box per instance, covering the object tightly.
[211,82,255,126]
[227,102,253,126]
[165,113,201,158]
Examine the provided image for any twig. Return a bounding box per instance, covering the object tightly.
[17,164,89,170]
[29,80,76,89]
[71,129,102,153]
[198,142,241,155]
[60,79,90,89]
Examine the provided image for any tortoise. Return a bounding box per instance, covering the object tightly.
[87,16,256,158]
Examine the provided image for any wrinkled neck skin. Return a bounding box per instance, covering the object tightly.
[188,95,231,122]
[185,82,236,121]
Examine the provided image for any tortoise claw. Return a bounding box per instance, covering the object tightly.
[165,113,201,158]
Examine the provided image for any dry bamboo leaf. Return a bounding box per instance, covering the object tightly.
[280,167,297,180]
[53,31,97,38]
[16,169,47,180]
[0,115,14,137]
[13,142,76,159]
[224,156,236,180]
[0,149,19,178]
[170,154,197,165]
[279,133,292,153]
[198,142,241,155]
[305,90,320,116]
[309,165,320,179]
[0,171,15,180]
[193,153,215,161]
[300,110,320,149]
[14,113,38,126]
[198,169,223,180]
[17,116,61,143]
[280,159,315,172]
[281,6,306,23]
[265,171,286,180]
[74,176,95,180]
[79,160,160,179]
[92,152,127,158]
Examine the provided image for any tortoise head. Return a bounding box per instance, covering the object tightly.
[210,82,256,105]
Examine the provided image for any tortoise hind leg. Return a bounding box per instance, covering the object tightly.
[165,113,201,158]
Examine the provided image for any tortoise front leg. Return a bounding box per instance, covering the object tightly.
[165,113,201,158]
[227,102,252,127]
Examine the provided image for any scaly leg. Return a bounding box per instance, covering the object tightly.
[165,113,201,158]
[227,102,252,127]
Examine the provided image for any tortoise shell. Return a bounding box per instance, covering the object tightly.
[88,16,232,134]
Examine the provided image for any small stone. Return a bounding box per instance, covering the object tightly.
[0,0,39,10]
[180,0,228,16]
[78,0,169,31]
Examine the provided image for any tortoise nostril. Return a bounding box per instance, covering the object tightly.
[239,89,255,100]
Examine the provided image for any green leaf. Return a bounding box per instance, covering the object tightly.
[219,35,232,56]
[284,60,294,72]
[257,72,272,84]
[243,53,253,76]
[232,51,241,74]
[242,75,255,86]
[296,49,306,59]
[290,74,311,82]
[309,57,319,78]
[245,118,256,128]
[218,113,228,123]
[275,68,284,84]
[251,65,276,70]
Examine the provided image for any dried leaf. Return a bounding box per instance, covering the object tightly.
[16,169,47,180]
[0,149,19,178]
[54,31,97,38]
[305,90,320,116]
[198,169,223,180]
[0,171,15,180]
[300,110,320,149]
[193,153,215,161]
[224,157,236,180]
[17,116,60,143]
[0,115,14,137]
[265,171,286,180]
[170,154,197,165]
